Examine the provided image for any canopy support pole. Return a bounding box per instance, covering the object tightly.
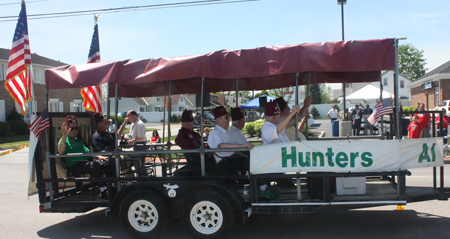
[295,72,299,140]
[200,77,206,176]
[394,38,401,139]
[343,82,346,120]
[380,75,384,137]
[236,79,239,107]
[306,72,311,139]
[168,81,172,147]
[106,83,110,123]
[113,83,121,190]
[45,90,53,201]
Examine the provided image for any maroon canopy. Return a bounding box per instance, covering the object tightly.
[45,38,395,97]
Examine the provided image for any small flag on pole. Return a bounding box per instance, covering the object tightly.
[368,98,394,125]
[81,16,103,112]
[28,107,50,140]
[5,1,33,116]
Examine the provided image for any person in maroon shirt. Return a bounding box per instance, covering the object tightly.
[407,115,423,138]
[175,110,215,169]
[416,103,431,138]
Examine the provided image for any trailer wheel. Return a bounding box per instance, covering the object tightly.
[181,190,236,239]
[119,190,170,238]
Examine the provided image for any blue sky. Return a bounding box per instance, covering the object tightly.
[1,0,449,79]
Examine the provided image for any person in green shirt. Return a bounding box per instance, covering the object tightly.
[57,115,115,199]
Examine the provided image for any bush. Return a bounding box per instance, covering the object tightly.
[243,123,256,137]
[7,120,29,135]
[6,108,23,121]
[171,114,179,123]
[0,122,12,136]
[310,106,320,119]
[108,115,124,126]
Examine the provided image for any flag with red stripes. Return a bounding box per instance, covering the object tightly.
[5,1,33,116]
[81,22,103,112]
[28,108,49,140]
[368,98,394,125]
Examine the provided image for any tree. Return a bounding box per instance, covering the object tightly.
[306,84,321,104]
[320,84,333,104]
[254,90,269,99]
[398,43,427,80]
[271,86,295,102]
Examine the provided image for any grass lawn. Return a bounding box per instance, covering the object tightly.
[0,135,29,150]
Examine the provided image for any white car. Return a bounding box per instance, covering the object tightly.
[437,100,450,116]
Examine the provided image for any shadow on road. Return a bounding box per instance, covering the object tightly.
[37,209,450,238]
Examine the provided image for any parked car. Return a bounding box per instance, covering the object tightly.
[193,111,216,129]
[437,100,450,116]
[118,111,147,123]
[245,111,261,122]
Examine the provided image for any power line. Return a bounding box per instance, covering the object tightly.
[0,0,259,22]
[0,0,49,6]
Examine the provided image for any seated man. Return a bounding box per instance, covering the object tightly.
[57,115,114,199]
[229,107,250,158]
[175,110,215,169]
[275,96,312,141]
[92,113,126,152]
[261,101,300,145]
[208,106,254,174]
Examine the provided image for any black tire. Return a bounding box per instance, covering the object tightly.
[119,190,170,238]
[181,189,236,239]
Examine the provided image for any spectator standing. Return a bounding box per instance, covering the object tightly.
[351,105,363,136]
[436,108,450,143]
[108,119,115,133]
[407,115,423,138]
[416,103,431,138]
[327,105,339,122]
[150,130,161,143]
[363,104,374,135]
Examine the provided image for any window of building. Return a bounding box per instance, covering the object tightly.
[48,98,59,112]
[71,99,84,112]
[0,63,4,81]
[154,106,163,112]
[383,78,388,86]
[400,80,405,88]
[435,87,439,108]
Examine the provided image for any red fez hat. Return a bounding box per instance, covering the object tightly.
[275,97,288,111]
[265,101,281,116]
[181,110,194,122]
[214,106,228,119]
[231,108,244,121]
[65,115,78,127]
[92,112,106,124]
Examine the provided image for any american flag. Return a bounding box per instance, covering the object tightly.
[28,108,49,140]
[80,21,103,112]
[5,2,33,117]
[368,98,394,125]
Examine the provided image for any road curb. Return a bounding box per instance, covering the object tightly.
[0,144,29,157]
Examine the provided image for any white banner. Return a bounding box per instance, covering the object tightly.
[250,138,443,175]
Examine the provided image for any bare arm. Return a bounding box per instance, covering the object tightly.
[277,105,300,134]
[298,116,307,133]
[58,123,70,154]
[218,142,254,150]
[117,117,128,138]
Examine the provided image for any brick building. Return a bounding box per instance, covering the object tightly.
[408,60,450,110]
[1,47,83,123]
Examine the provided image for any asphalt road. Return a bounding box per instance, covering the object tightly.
[1,148,450,239]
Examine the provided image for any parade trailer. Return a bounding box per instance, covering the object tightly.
[30,38,450,239]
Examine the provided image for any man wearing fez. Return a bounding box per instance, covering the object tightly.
[261,101,301,145]
[92,112,126,152]
[175,110,215,168]
[275,96,312,142]
[208,106,254,173]
[57,115,114,199]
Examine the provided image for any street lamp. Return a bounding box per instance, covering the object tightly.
[337,0,346,41]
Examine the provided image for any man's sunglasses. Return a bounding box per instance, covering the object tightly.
[69,127,78,130]
[220,115,230,120]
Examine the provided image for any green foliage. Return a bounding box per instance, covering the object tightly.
[320,84,333,104]
[307,84,322,104]
[7,120,29,135]
[243,121,265,137]
[402,106,418,112]
[271,87,295,102]
[254,90,269,99]
[399,43,427,80]
[6,107,23,121]
[170,114,180,123]
[108,115,124,126]
[310,106,320,119]
[0,122,12,137]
